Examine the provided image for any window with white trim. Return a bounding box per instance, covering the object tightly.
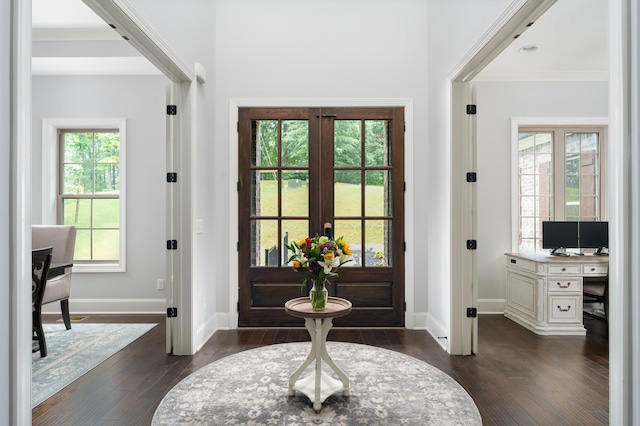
[517,126,606,253]
[42,118,126,272]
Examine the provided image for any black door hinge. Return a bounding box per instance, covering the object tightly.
[167,240,178,250]
[466,172,477,182]
[167,172,177,183]
[167,105,177,115]
[237,241,240,251]
[467,307,478,318]
[403,241,407,252]
[466,240,477,250]
[403,301,407,312]
[466,104,477,115]
[167,307,178,318]
[237,301,240,312]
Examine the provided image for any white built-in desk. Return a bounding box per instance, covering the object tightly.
[504,252,608,335]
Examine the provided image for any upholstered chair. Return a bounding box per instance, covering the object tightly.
[32,225,77,330]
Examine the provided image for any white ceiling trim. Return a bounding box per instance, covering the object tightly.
[33,27,121,41]
[474,69,609,82]
[32,56,163,75]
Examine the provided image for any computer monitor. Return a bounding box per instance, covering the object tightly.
[579,221,609,255]
[542,221,579,256]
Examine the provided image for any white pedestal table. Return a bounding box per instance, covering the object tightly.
[284,296,352,411]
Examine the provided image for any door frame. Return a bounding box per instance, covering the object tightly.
[228,98,414,329]
[81,0,201,355]
[447,0,558,355]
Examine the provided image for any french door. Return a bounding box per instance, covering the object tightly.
[238,107,404,327]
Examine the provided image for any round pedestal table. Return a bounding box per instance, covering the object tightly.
[284,296,352,411]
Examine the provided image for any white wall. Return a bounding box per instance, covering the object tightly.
[31,75,169,310]
[214,0,430,320]
[475,81,609,312]
[425,0,511,338]
[123,0,513,337]
[125,0,219,343]
[1,0,11,421]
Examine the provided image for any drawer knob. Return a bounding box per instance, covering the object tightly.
[557,282,570,288]
[591,268,596,271]
[561,268,566,271]
[557,305,572,312]
[510,259,516,264]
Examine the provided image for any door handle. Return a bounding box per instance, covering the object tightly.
[324,222,332,238]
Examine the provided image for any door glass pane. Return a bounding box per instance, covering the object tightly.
[365,170,391,216]
[334,120,361,166]
[282,219,308,266]
[251,219,278,266]
[282,120,308,167]
[365,220,391,266]
[365,120,390,166]
[335,170,361,216]
[251,170,278,216]
[334,219,361,266]
[282,170,308,216]
[251,120,278,167]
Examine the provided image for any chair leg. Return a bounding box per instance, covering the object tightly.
[61,299,71,330]
[33,308,47,357]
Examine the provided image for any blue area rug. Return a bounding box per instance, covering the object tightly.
[32,322,157,408]
[153,342,481,425]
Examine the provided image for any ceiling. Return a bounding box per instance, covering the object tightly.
[32,0,162,76]
[32,0,608,81]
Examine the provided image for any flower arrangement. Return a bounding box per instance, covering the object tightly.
[286,235,353,308]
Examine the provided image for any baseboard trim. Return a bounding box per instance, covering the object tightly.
[425,312,448,351]
[478,298,507,314]
[41,298,166,315]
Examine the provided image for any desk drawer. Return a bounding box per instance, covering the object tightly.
[548,295,581,323]
[583,264,608,275]
[547,278,581,293]
[506,256,537,273]
[548,264,581,275]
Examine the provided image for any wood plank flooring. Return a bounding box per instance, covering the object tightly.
[32,313,609,425]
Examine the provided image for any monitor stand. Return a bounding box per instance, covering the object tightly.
[594,247,609,256]
[550,247,570,256]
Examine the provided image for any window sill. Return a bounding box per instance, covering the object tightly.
[73,263,125,273]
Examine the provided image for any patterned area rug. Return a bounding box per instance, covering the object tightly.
[32,322,157,408]
[153,342,481,425]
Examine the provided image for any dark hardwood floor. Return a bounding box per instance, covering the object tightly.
[32,313,609,425]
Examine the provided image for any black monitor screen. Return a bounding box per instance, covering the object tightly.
[542,221,579,249]
[579,221,609,248]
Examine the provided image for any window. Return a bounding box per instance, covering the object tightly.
[516,126,606,253]
[59,130,121,263]
[42,118,126,272]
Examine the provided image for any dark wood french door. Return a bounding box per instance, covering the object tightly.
[238,107,404,326]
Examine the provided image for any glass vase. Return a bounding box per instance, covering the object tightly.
[309,280,328,310]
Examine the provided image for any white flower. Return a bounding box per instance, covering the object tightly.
[318,255,340,274]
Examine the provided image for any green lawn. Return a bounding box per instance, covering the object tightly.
[63,180,389,263]
[256,180,388,262]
